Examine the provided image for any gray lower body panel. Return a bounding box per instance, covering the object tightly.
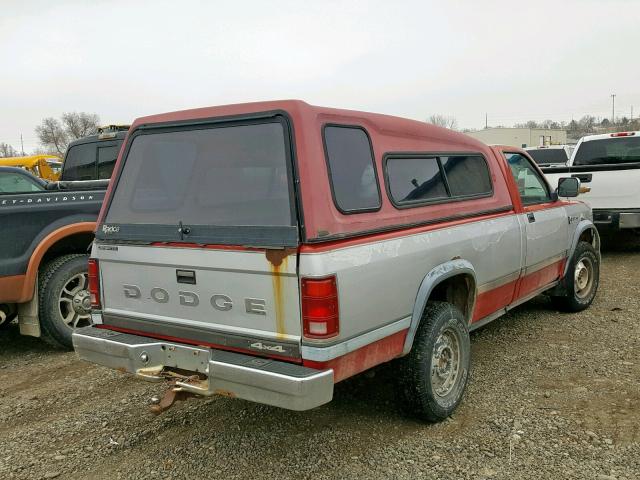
[72,326,334,411]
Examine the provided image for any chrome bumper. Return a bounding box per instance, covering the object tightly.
[593,210,640,229]
[72,326,334,411]
[619,212,640,229]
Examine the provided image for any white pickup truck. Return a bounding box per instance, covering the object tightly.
[544,131,640,231]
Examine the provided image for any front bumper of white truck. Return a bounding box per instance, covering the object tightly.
[593,209,640,230]
[72,326,334,411]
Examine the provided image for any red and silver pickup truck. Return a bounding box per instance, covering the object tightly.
[73,101,600,422]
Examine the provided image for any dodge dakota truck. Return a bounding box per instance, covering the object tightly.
[72,101,599,422]
[0,127,127,347]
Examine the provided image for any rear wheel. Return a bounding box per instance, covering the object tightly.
[397,301,470,422]
[38,254,92,348]
[552,241,599,312]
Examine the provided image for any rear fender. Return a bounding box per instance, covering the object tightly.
[402,259,476,355]
[13,222,95,303]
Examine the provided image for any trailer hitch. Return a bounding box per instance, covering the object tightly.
[148,370,205,414]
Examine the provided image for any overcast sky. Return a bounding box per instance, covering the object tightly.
[1,0,639,153]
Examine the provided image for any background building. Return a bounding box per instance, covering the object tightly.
[466,127,568,148]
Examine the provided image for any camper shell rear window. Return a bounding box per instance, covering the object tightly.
[99,115,298,247]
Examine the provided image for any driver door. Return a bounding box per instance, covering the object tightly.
[504,152,569,299]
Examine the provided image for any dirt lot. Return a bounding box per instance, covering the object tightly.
[1,247,639,480]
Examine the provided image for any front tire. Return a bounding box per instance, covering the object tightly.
[38,254,92,349]
[551,241,599,312]
[397,301,471,422]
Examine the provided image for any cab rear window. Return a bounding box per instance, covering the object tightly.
[527,149,568,165]
[102,118,297,246]
[573,136,640,166]
[63,143,96,180]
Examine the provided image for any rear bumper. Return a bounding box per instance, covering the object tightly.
[72,326,334,411]
[593,209,640,230]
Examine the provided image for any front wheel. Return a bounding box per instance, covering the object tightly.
[38,254,93,349]
[397,301,471,422]
[551,241,599,312]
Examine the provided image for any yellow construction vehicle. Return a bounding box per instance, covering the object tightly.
[0,155,63,181]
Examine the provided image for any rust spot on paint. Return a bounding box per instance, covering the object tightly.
[214,389,236,398]
[266,249,293,339]
[265,248,296,267]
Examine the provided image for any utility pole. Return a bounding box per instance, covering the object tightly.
[611,93,616,124]
[20,134,24,156]
[485,113,488,129]
[631,105,634,121]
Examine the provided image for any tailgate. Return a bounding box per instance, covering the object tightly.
[96,244,301,358]
[91,115,302,358]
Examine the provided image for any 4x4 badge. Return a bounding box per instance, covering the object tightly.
[250,342,286,353]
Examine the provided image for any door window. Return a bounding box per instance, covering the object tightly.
[504,153,551,205]
[0,172,44,193]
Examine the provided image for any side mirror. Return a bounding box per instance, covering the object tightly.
[557,177,580,197]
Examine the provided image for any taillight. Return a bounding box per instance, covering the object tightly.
[301,275,339,339]
[610,132,635,137]
[88,259,101,309]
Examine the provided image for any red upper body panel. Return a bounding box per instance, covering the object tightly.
[102,100,516,242]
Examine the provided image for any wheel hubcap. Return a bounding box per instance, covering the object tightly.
[431,327,461,397]
[58,273,92,329]
[574,257,594,299]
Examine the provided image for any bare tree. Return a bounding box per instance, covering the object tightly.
[514,121,535,129]
[578,115,597,135]
[0,142,19,158]
[428,114,458,130]
[35,112,100,155]
[62,112,100,139]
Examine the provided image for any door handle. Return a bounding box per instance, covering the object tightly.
[176,269,196,284]
[527,213,536,223]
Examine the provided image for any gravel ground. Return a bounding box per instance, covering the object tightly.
[0,246,638,480]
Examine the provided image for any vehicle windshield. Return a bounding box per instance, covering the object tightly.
[573,136,640,166]
[103,118,296,245]
[526,149,568,165]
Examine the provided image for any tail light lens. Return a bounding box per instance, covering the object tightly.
[88,258,101,309]
[301,276,339,339]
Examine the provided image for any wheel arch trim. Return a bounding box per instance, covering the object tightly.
[565,220,600,277]
[16,222,96,303]
[402,259,477,356]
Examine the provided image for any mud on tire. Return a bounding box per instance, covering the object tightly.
[38,254,92,349]
[397,301,471,423]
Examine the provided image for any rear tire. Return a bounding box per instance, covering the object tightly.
[38,254,92,349]
[397,301,470,422]
[551,241,599,312]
